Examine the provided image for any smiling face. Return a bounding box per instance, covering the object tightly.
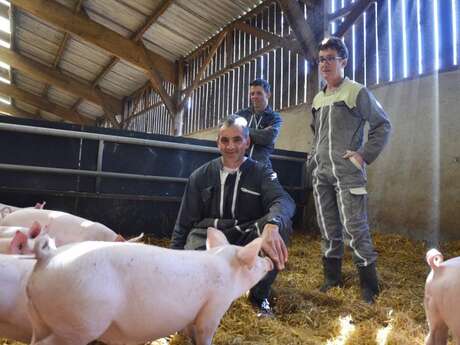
[318,48,347,87]
[217,125,250,169]
[250,85,270,113]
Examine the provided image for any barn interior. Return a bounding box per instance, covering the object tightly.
[0,0,459,344]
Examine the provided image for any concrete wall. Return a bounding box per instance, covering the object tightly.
[185,69,460,241]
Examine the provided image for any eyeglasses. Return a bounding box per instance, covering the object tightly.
[317,56,343,64]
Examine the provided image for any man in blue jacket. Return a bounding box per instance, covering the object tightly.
[171,114,295,317]
[237,79,282,169]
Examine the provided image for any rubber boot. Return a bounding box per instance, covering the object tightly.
[358,263,380,304]
[320,257,343,292]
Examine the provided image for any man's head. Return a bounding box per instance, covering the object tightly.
[250,79,271,113]
[217,115,251,168]
[318,36,348,85]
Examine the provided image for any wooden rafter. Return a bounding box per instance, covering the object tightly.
[277,0,318,62]
[178,30,227,111]
[0,47,122,115]
[11,0,176,84]
[123,100,163,128]
[334,0,375,37]
[234,22,303,56]
[0,83,95,125]
[184,0,274,62]
[181,43,276,96]
[0,103,39,119]
[132,0,175,42]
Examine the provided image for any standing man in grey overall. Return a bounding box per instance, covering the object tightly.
[307,37,391,303]
[237,79,282,169]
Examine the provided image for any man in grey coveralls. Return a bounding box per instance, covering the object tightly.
[307,37,391,303]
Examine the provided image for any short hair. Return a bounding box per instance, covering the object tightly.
[250,79,271,94]
[220,114,250,139]
[318,36,349,59]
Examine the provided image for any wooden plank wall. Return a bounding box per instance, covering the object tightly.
[182,1,310,135]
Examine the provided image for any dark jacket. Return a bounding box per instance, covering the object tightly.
[236,106,282,168]
[171,157,295,249]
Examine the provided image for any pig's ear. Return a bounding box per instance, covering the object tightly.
[29,221,42,239]
[206,227,229,249]
[236,238,262,268]
[9,231,28,254]
[115,234,126,242]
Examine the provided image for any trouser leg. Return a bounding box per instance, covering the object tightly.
[336,187,379,302]
[312,182,344,259]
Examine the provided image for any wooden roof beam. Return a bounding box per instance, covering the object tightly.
[0,83,95,125]
[133,0,175,42]
[0,103,39,119]
[0,47,122,115]
[178,30,227,111]
[181,43,277,96]
[334,0,375,37]
[234,22,303,56]
[277,0,318,62]
[11,0,177,85]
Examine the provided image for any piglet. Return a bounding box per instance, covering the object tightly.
[0,201,46,219]
[1,208,143,247]
[424,248,460,345]
[26,228,273,345]
[0,254,35,343]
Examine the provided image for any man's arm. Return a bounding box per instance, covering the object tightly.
[259,168,296,269]
[356,88,392,164]
[170,176,202,249]
[248,113,282,146]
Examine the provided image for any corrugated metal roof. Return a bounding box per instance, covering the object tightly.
[5,0,264,123]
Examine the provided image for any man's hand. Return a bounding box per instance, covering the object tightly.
[343,150,364,168]
[260,224,288,270]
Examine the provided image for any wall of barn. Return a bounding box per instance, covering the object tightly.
[185,68,460,242]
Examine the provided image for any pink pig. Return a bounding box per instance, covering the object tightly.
[26,228,273,345]
[0,208,142,248]
[424,248,460,345]
[0,254,35,343]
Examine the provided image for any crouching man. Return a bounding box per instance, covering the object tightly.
[171,114,295,317]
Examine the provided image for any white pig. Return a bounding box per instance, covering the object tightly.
[0,208,142,246]
[0,202,45,219]
[0,254,35,343]
[26,228,273,345]
[424,248,460,345]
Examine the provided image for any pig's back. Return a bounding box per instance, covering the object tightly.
[1,209,117,243]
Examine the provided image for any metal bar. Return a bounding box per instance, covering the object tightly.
[0,186,183,202]
[96,140,104,193]
[0,122,305,162]
[0,163,188,183]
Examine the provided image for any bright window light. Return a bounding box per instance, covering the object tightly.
[0,61,10,70]
[331,0,336,34]
[0,97,10,105]
[0,18,10,34]
[0,76,10,84]
[375,2,379,83]
[452,0,458,65]
[0,1,10,7]
[0,40,9,48]
[388,0,393,81]
[401,0,408,78]
[417,0,423,73]
[433,0,440,70]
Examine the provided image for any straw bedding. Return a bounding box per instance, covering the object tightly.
[3,231,459,345]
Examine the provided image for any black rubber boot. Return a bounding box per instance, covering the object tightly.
[320,257,343,292]
[358,263,380,304]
